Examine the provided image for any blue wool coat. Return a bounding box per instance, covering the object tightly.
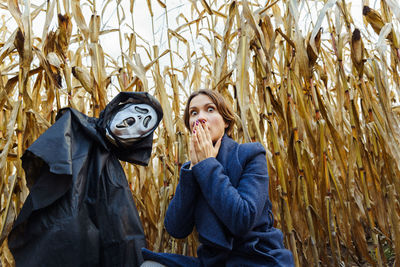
[143,135,294,266]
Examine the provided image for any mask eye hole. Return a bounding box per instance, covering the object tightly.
[144,116,152,128]
[135,106,149,114]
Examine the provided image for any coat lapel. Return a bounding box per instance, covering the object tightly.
[216,135,243,188]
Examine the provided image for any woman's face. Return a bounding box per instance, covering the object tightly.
[188,94,227,143]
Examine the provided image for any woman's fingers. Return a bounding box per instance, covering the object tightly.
[213,137,222,157]
[203,121,212,144]
[192,120,220,162]
[192,121,201,145]
[191,129,201,163]
[189,136,198,166]
[197,121,208,146]
[199,121,213,148]
[193,126,201,153]
[193,122,206,159]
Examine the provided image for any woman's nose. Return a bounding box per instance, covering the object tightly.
[197,111,207,122]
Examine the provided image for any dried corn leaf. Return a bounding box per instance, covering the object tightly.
[309,0,336,55]
[71,0,89,40]
[41,0,57,45]
[0,101,20,173]
[200,0,213,15]
[0,175,16,244]
[123,53,148,92]
[7,0,23,33]
[153,72,174,142]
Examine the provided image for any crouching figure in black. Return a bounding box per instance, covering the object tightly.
[8,92,163,267]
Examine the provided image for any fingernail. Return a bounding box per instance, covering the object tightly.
[193,130,196,134]
[202,120,205,123]
[196,120,199,125]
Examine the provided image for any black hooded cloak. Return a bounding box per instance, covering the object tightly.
[8,92,163,267]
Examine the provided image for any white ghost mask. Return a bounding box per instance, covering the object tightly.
[106,103,158,144]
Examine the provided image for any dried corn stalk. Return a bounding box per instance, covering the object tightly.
[1,1,400,266]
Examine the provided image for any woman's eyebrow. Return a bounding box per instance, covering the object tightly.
[189,102,214,109]
[204,102,215,106]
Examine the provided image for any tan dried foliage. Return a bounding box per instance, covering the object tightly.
[1,0,400,266]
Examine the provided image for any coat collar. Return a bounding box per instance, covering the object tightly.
[216,134,243,187]
[216,134,236,162]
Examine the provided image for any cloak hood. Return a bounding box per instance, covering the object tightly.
[97,91,163,165]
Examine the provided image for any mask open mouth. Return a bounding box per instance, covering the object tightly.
[116,117,135,128]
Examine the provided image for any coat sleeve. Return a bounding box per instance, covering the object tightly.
[164,162,199,239]
[192,143,269,236]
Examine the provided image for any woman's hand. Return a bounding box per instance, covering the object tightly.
[190,120,222,167]
[189,136,199,168]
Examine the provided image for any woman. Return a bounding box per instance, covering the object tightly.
[142,89,293,266]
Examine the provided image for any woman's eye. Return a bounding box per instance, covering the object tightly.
[208,107,214,112]
[190,110,197,116]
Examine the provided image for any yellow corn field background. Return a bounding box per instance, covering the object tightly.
[1,0,400,266]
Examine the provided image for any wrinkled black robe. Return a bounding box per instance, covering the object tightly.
[8,92,163,267]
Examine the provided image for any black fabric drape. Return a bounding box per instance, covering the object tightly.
[8,92,163,267]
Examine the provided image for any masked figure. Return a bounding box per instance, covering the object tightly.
[8,92,163,267]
